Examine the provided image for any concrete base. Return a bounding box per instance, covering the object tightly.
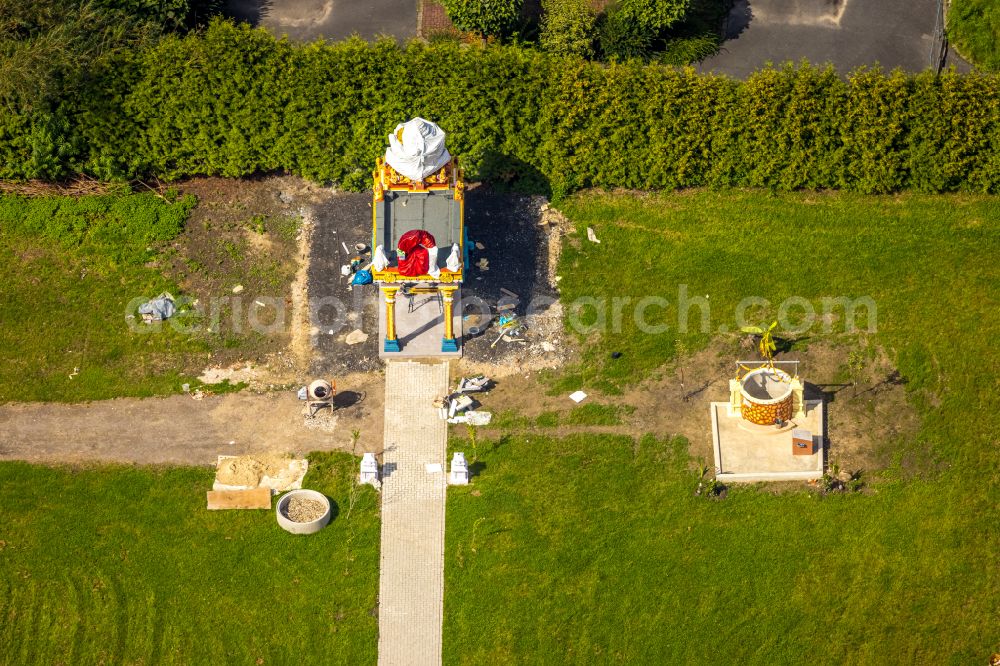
[378,287,463,359]
[711,400,825,483]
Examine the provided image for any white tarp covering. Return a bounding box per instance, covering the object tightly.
[385,118,451,181]
[427,244,440,278]
[446,243,462,272]
[373,245,390,271]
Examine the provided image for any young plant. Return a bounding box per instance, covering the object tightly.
[847,349,867,396]
[675,338,689,401]
[345,478,361,520]
[466,424,478,462]
[702,478,726,499]
[741,320,779,364]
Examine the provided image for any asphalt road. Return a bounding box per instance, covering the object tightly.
[700,0,970,77]
[224,0,417,42]
[224,0,967,75]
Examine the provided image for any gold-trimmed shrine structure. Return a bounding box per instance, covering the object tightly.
[371,118,466,355]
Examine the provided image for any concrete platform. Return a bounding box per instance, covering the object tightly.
[711,400,825,482]
[378,287,463,359]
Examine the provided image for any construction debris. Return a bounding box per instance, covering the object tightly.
[456,375,491,393]
[432,375,495,424]
[497,294,519,312]
[138,293,175,322]
[206,488,272,510]
[464,312,490,336]
[214,455,308,491]
[345,329,369,345]
[491,314,525,347]
[444,394,475,419]
[569,390,588,403]
[447,411,492,426]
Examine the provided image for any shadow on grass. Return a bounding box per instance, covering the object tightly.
[469,461,487,479]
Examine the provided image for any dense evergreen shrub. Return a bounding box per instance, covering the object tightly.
[2,20,1000,195]
[614,0,693,32]
[597,7,657,60]
[540,0,597,59]
[440,0,523,37]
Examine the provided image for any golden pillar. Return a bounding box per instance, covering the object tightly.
[382,285,401,352]
[439,285,459,352]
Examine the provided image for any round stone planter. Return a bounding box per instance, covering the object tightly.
[276,489,331,535]
[740,367,793,425]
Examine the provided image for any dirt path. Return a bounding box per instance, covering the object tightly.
[0,373,385,466]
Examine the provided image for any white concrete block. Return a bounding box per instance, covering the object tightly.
[360,452,380,487]
[448,452,469,486]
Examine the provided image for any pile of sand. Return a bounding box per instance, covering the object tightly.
[215,454,293,487]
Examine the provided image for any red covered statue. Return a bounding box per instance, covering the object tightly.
[396,229,437,277]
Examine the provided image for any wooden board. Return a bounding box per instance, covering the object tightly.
[206,488,272,510]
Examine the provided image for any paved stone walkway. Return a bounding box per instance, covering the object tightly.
[378,360,449,666]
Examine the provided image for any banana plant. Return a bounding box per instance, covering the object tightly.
[740,320,778,363]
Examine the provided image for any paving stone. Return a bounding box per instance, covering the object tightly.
[378,360,449,666]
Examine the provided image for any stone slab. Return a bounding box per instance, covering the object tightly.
[378,287,463,359]
[377,361,450,666]
[711,399,825,482]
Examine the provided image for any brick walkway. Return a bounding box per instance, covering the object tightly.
[378,361,450,666]
[417,0,458,39]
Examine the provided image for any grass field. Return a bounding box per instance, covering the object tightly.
[0,452,379,665]
[549,191,998,466]
[949,0,1000,70]
[0,189,297,402]
[0,191,205,401]
[444,190,1000,663]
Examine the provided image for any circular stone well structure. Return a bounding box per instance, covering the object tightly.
[740,367,794,425]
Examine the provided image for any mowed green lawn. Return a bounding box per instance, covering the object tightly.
[0,453,379,665]
[444,191,1000,663]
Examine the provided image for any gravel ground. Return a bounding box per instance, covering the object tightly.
[308,192,382,376]
[459,188,566,370]
[284,496,328,522]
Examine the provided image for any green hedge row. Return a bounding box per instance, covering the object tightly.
[3,20,1000,194]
